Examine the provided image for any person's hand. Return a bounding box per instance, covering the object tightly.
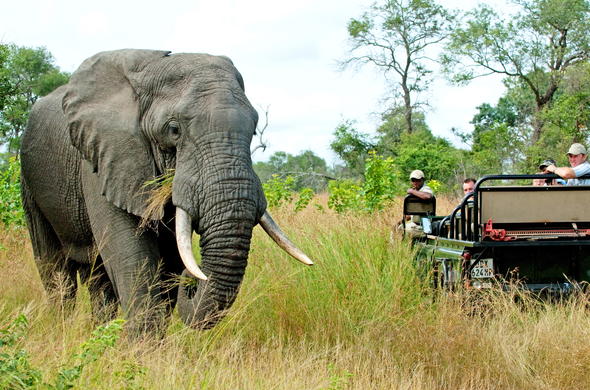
[545,164,556,173]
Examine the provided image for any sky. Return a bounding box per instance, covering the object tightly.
[2,0,507,165]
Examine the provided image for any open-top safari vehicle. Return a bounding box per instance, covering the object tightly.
[404,174,590,294]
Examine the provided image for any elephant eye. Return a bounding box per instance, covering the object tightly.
[168,122,181,139]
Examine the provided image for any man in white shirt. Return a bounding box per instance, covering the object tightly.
[545,143,590,186]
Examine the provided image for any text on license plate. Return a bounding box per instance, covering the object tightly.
[470,258,494,278]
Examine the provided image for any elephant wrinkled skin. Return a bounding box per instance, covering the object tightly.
[20,49,311,334]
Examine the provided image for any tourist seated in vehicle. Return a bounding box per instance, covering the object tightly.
[532,158,566,186]
[462,178,475,195]
[407,170,433,200]
[544,143,590,185]
[403,170,434,233]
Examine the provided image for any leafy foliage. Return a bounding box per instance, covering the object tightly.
[375,106,430,154]
[0,44,69,155]
[0,157,24,227]
[254,150,331,192]
[330,120,375,177]
[392,130,461,187]
[53,319,125,389]
[294,187,314,212]
[361,151,398,211]
[262,174,317,212]
[0,314,126,389]
[0,314,41,389]
[327,179,363,213]
[263,174,295,208]
[327,151,401,213]
[443,0,590,143]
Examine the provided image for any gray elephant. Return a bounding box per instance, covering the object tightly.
[20,49,312,333]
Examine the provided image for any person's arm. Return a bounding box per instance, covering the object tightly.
[407,188,433,200]
[545,164,576,179]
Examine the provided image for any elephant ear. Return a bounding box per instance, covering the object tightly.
[62,49,171,220]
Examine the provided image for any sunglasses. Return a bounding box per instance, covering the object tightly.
[410,178,422,182]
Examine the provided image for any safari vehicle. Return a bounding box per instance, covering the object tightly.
[404,174,590,294]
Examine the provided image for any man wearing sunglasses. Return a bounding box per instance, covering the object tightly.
[544,143,590,186]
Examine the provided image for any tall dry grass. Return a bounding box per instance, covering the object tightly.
[1,195,590,389]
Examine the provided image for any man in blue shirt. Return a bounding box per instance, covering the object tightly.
[545,143,590,185]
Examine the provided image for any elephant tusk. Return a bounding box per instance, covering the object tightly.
[259,211,314,266]
[175,208,208,280]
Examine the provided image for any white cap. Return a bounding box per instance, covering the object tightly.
[409,170,425,180]
[567,143,587,155]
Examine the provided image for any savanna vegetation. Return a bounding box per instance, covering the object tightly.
[2,193,590,389]
[3,0,590,388]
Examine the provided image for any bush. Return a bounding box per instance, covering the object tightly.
[0,157,24,227]
[362,151,399,211]
[0,314,126,389]
[263,174,316,211]
[263,174,295,208]
[327,151,402,213]
[327,179,363,213]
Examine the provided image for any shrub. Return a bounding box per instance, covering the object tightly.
[327,151,401,213]
[0,157,24,227]
[0,314,126,389]
[362,150,399,211]
[263,174,316,212]
[294,187,314,212]
[263,174,295,208]
[327,179,363,213]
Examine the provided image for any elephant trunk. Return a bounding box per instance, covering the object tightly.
[174,159,262,329]
[176,215,255,329]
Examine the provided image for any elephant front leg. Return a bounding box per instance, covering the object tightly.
[82,171,167,335]
[78,256,119,324]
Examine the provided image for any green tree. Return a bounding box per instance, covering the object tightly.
[456,95,528,175]
[443,0,590,143]
[375,105,430,155]
[0,44,69,154]
[528,62,590,167]
[393,129,461,188]
[0,45,12,112]
[344,0,454,133]
[330,120,375,177]
[253,150,331,191]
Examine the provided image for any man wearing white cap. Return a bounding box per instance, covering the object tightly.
[401,170,434,233]
[544,143,590,186]
[407,170,434,199]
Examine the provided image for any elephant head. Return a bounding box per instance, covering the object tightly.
[61,49,312,329]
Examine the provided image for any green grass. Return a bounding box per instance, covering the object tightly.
[1,198,590,389]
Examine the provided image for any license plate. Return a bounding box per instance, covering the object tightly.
[471,258,494,279]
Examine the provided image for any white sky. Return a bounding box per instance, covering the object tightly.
[2,0,507,165]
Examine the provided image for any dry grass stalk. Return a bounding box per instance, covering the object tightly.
[140,170,174,229]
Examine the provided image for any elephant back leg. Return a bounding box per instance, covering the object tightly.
[21,174,78,305]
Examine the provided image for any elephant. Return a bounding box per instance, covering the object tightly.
[20,49,313,334]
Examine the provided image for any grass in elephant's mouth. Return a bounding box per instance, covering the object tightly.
[2,196,590,389]
[140,169,174,228]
